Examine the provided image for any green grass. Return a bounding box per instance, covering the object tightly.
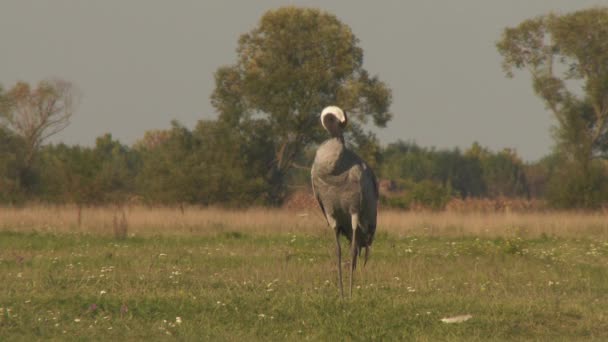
[1,229,608,341]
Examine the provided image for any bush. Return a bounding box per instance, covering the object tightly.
[546,161,608,209]
[381,179,452,210]
[409,180,452,210]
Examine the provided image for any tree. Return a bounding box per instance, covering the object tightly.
[135,122,202,204]
[37,143,99,204]
[381,141,486,198]
[0,79,79,191]
[0,126,26,203]
[465,144,529,198]
[135,120,271,206]
[35,134,138,206]
[91,134,138,203]
[211,7,392,203]
[497,7,608,207]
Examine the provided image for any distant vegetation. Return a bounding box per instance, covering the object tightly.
[1,6,608,209]
[0,124,577,210]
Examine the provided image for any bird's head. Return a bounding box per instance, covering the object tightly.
[321,106,347,138]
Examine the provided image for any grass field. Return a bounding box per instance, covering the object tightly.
[1,206,608,340]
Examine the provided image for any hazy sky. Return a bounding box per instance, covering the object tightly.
[1,1,607,161]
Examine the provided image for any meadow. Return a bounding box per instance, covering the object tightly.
[1,206,608,340]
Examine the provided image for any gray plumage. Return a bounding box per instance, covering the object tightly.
[311,106,378,298]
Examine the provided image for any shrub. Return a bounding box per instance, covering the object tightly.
[381,179,452,210]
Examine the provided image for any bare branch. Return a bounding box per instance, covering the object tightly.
[4,79,80,167]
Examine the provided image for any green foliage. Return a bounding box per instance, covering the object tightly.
[192,119,274,205]
[36,143,98,203]
[382,179,452,210]
[380,141,530,202]
[466,143,529,198]
[136,120,272,206]
[135,122,200,204]
[379,141,533,209]
[381,141,486,198]
[546,159,608,209]
[92,134,138,203]
[35,134,138,204]
[408,180,452,210]
[523,153,560,198]
[0,127,26,203]
[523,151,608,209]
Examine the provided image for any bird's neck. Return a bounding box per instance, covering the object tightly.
[331,133,345,144]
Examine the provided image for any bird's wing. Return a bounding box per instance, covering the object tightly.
[368,164,379,200]
[357,163,378,210]
[359,162,378,247]
[311,168,329,225]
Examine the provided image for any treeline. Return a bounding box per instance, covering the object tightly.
[4,118,603,209]
[0,120,274,207]
[379,142,528,210]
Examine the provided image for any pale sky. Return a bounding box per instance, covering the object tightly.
[1,0,607,161]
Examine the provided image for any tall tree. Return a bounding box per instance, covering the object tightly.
[497,7,608,207]
[211,7,392,203]
[0,79,79,190]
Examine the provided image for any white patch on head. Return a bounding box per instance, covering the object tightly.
[321,106,346,130]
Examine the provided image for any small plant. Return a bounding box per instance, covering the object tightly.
[494,237,526,255]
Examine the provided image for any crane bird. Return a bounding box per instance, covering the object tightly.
[311,105,379,297]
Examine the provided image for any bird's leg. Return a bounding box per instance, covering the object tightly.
[334,228,344,299]
[350,214,360,297]
[363,246,370,267]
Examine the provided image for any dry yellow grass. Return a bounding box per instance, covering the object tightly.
[1,204,607,238]
[381,209,608,237]
[0,205,322,236]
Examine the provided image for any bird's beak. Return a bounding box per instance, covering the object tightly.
[339,111,348,128]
